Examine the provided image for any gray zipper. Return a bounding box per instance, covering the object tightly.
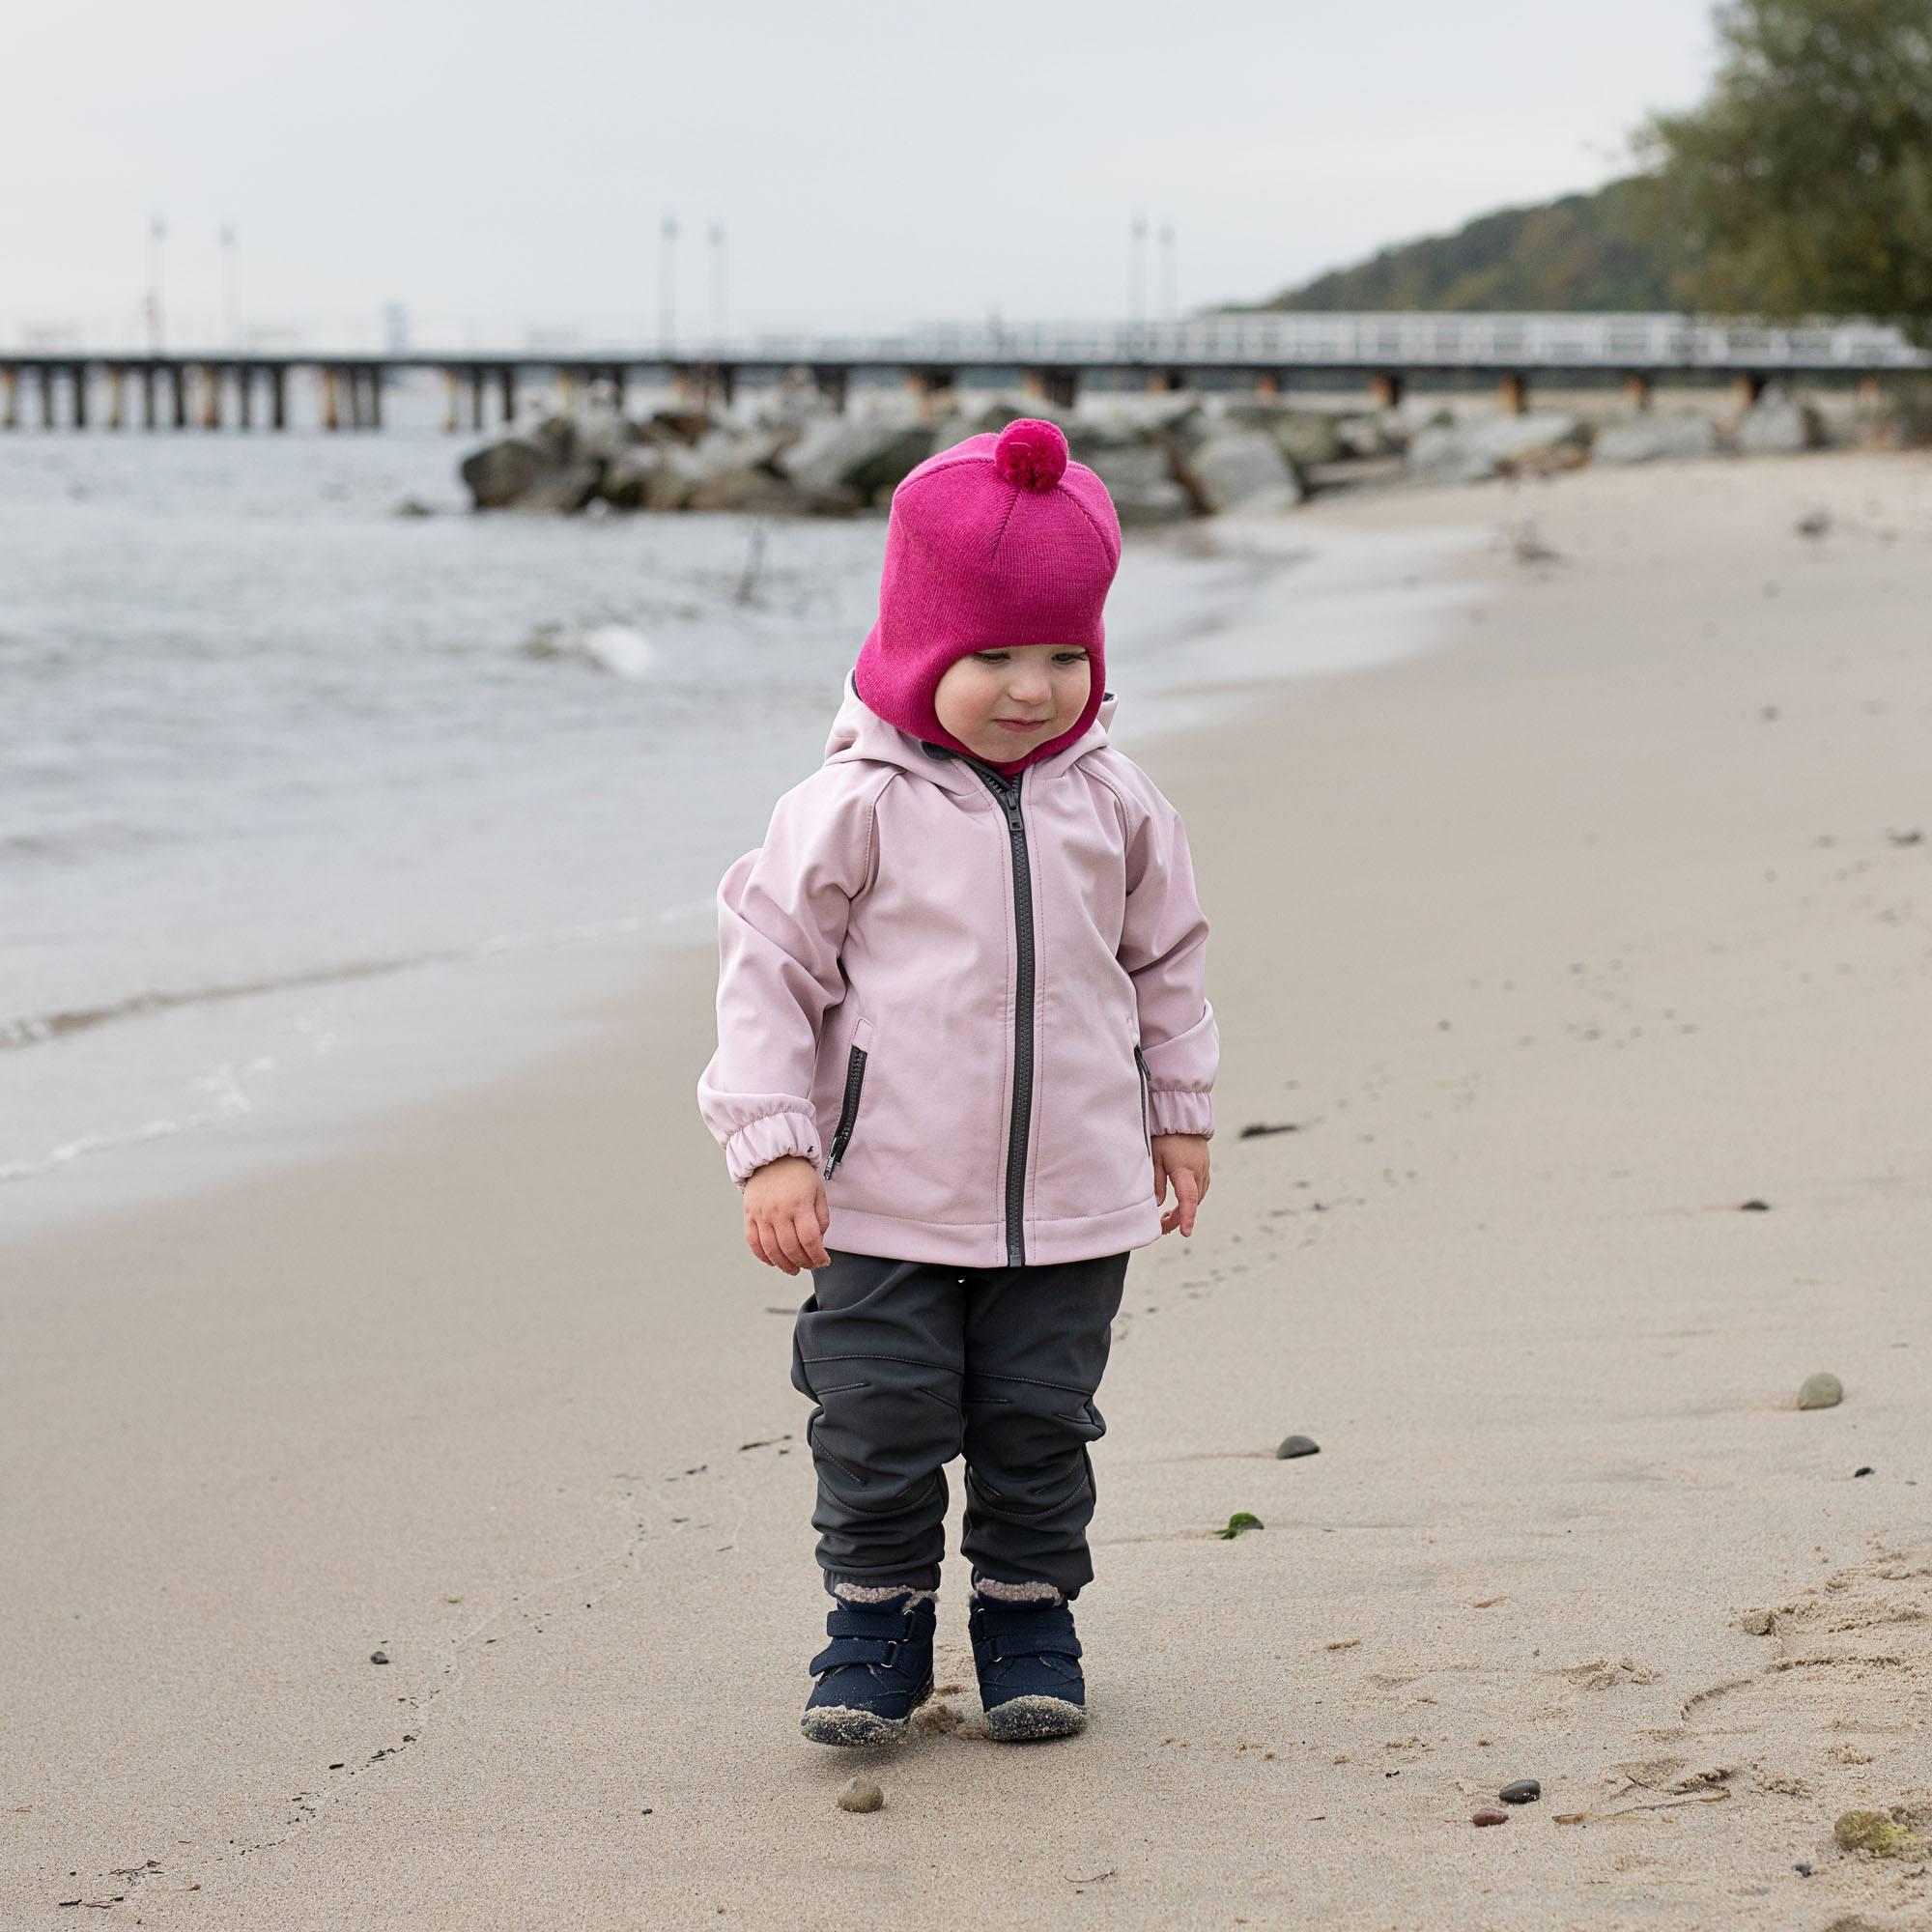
[821,1042,868,1179]
[969,761,1035,1266]
[1134,1041,1151,1151]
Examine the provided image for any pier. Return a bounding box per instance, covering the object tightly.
[3,314,1925,432]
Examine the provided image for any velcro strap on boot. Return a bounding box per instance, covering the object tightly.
[823,1605,922,1641]
[972,1603,1083,1660]
[809,1635,904,1676]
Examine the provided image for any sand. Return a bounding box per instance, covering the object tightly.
[4,450,1930,1930]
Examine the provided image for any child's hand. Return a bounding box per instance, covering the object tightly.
[1151,1133,1210,1236]
[743,1155,833,1274]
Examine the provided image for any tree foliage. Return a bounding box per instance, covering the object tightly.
[1634,0,1932,342]
[1242,180,1688,314]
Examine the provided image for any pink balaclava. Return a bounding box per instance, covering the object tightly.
[853,417,1122,777]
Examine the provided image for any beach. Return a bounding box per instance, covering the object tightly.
[4,447,1929,1928]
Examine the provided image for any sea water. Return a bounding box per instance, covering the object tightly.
[0,380,1485,1238]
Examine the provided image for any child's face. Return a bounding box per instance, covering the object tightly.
[932,645,1093,763]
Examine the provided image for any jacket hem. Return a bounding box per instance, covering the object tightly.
[825,1197,1162,1268]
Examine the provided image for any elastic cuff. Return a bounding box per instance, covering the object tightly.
[724,1109,821,1185]
[1148,1089,1212,1138]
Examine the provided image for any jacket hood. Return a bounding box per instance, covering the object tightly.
[823,666,1117,795]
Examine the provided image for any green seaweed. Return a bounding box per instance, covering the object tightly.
[1216,1512,1264,1540]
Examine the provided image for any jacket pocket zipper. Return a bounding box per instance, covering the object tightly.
[822,1042,870,1179]
[1134,1042,1151,1151]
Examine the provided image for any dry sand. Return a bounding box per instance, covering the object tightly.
[4,450,1930,1930]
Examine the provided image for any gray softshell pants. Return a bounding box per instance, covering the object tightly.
[791,1247,1131,1599]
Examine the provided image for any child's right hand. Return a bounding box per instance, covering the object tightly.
[742,1155,833,1275]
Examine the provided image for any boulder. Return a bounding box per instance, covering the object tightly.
[1222,403,1346,468]
[599,446,665,510]
[1406,412,1590,485]
[641,444,708,511]
[460,437,545,509]
[1084,443,1193,525]
[1737,386,1827,454]
[776,418,934,501]
[1174,427,1304,513]
[685,467,811,514]
[1592,412,1724,465]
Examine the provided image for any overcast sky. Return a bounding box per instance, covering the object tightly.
[6,1,1721,349]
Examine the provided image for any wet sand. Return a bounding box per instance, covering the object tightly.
[4,449,1929,1929]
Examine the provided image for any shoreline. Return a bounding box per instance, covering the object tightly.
[0,504,1487,1250]
[6,448,1929,1929]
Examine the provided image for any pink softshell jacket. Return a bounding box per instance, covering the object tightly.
[696,670,1218,1268]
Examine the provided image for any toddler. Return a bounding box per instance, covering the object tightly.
[697,416,1217,1745]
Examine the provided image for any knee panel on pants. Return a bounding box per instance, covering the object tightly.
[791,1320,964,1517]
[961,1374,1107,1520]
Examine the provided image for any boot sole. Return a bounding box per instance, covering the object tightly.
[799,1675,933,1748]
[979,1694,1087,1742]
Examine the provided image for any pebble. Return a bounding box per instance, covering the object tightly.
[1275,1435,1321,1460]
[1833,1808,1909,1855]
[1498,1779,1541,1804]
[369,1650,389,1665]
[1798,1372,1843,1410]
[1471,1808,1509,1827]
[1854,1465,1874,1478]
[837,1776,884,1814]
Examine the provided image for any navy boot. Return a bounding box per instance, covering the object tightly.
[801,1590,936,1747]
[967,1589,1088,1741]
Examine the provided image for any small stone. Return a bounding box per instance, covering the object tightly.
[1739,1608,1775,1635]
[837,1776,884,1814]
[1739,1198,1771,1211]
[1798,1372,1843,1410]
[1793,1862,1812,1877]
[1854,1465,1874,1478]
[1275,1435,1321,1460]
[1833,1808,1911,1855]
[1471,1807,1509,1827]
[1498,1779,1541,1804]
[369,1651,390,1664]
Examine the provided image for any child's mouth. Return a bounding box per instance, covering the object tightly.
[994,718,1047,732]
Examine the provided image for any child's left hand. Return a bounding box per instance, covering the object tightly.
[1151,1133,1210,1236]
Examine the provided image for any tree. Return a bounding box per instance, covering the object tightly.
[1633,0,1932,344]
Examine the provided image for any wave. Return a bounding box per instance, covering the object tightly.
[0,902,717,1057]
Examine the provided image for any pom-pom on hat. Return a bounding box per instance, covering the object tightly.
[853,416,1122,773]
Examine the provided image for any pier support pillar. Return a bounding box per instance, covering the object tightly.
[71,364,90,429]
[1145,367,1187,394]
[1368,371,1404,411]
[1497,372,1529,416]
[810,365,848,413]
[368,365,384,430]
[557,367,577,416]
[498,364,518,424]
[199,364,221,429]
[2,366,18,430]
[1622,372,1654,412]
[107,365,126,429]
[1024,367,1080,411]
[141,365,157,429]
[321,366,341,432]
[270,366,287,431]
[170,364,188,429]
[906,366,956,419]
[1730,371,1767,411]
[469,367,487,430]
[236,365,253,431]
[39,365,56,429]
